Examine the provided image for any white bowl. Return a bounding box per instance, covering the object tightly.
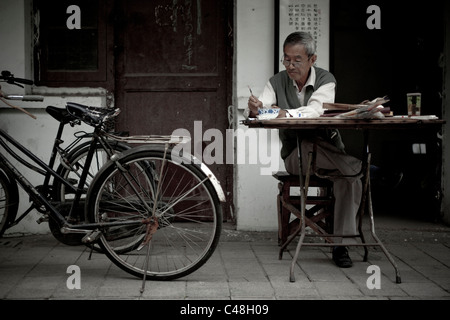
[257,108,280,120]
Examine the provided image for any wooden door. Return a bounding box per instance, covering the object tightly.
[113,0,233,219]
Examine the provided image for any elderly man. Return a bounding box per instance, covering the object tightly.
[245,31,362,268]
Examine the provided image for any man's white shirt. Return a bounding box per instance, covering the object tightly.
[244,66,335,119]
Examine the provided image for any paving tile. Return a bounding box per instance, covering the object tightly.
[229,281,274,298]
[186,281,230,299]
[314,281,364,297]
[0,217,449,301]
[399,282,450,298]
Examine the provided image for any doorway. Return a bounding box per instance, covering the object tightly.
[113,0,234,219]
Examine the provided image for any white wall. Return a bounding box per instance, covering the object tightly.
[0,0,30,81]
[234,0,284,231]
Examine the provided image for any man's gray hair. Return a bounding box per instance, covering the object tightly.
[283,32,316,57]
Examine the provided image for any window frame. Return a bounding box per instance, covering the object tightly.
[33,0,111,88]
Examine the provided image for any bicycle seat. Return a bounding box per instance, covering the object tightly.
[46,106,77,124]
[66,102,120,127]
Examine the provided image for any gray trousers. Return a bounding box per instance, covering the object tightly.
[284,139,363,244]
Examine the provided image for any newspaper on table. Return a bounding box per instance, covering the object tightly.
[323,96,390,119]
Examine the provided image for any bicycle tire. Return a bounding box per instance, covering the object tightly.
[0,164,19,236]
[86,145,222,281]
[50,140,131,245]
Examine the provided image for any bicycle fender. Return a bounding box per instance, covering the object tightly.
[198,162,226,203]
[175,150,226,203]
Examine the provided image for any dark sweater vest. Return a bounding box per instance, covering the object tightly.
[269,68,345,160]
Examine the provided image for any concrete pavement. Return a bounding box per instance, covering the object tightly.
[1,213,449,302]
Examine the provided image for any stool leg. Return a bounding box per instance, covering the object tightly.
[277,194,289,246]
[277,182,292,247]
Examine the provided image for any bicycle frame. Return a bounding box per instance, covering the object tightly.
[0,127,143,234]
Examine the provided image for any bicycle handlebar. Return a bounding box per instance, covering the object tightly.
[8,77,33,86]
[0,71,41,119]
[0,71,44,101]
[0,70,34,86]
[3,94,44,102]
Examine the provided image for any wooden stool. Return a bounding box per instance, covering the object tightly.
[273,171,335,247]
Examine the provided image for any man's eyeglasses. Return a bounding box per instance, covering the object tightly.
[281,56,312,68]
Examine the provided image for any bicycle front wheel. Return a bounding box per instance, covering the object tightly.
[0,164,19,236]
[51,140,130,246]
[86,146,222,281]
[53,140,131,203]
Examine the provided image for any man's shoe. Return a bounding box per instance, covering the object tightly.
[332,246,353,268]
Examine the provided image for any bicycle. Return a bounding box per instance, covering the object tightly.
[0,71,131,245]
[0,71,225,281]
[45,107,132,246]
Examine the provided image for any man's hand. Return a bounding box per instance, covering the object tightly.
[248,95,262,117]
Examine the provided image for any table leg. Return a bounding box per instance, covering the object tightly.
[289,137,309,282]
[287,131,402,284]
[363,130,401,283]
[366,175,402,283]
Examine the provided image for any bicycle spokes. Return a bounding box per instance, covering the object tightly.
[88,149,222,281]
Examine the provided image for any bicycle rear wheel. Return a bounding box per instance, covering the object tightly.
[86,146,222,280]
